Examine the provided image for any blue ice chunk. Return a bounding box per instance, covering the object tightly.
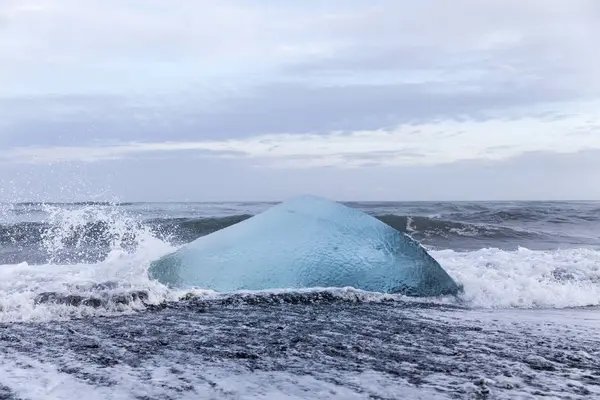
[148,195,460,296]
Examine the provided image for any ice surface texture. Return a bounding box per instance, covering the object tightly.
[148,195,461,296]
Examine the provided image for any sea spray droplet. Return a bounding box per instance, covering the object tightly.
[39,203,148,263]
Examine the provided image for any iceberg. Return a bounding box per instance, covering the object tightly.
[148,195,461,296]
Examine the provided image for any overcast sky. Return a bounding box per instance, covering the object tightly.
[1,0,599,201]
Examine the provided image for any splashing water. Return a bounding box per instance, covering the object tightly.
[0,203,182,322]
[435,247,600,308]
[39,203,149,263]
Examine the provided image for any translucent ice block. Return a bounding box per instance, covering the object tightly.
[148,195,460,296]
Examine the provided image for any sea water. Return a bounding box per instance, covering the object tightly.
[0,200,599,399]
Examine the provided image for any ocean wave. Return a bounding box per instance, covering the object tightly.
[1,202,599,322]
[435,247,600,309]
[0,214,569,256]
[443,204,600,225]
[376,214,535,240]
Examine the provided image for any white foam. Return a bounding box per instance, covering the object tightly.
[0,249,176,323]
[3,245,600,322]
[0,356,119,400]
[0,353,450,400]
[434,247,600,308]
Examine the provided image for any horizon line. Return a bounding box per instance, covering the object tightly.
[1,198,599,204]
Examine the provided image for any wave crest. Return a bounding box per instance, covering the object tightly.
[436,247,600,308]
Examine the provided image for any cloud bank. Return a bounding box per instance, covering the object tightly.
[3,106,600,169]
[0,0,599,200]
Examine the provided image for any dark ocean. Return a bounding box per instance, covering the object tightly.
[0,201,599,399]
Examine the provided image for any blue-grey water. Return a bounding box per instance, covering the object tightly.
[0,201,599,399]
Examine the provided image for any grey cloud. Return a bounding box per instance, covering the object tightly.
[1,0,599,202]
[342,150,426,161]
[282,0,600,104]
[258,149,600,202]
[3,1,599,98]
[1,0,598,150]
[285,36,600,102]
[222,80,573,132]
[0,78,576,149]
[2,149,600,202]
